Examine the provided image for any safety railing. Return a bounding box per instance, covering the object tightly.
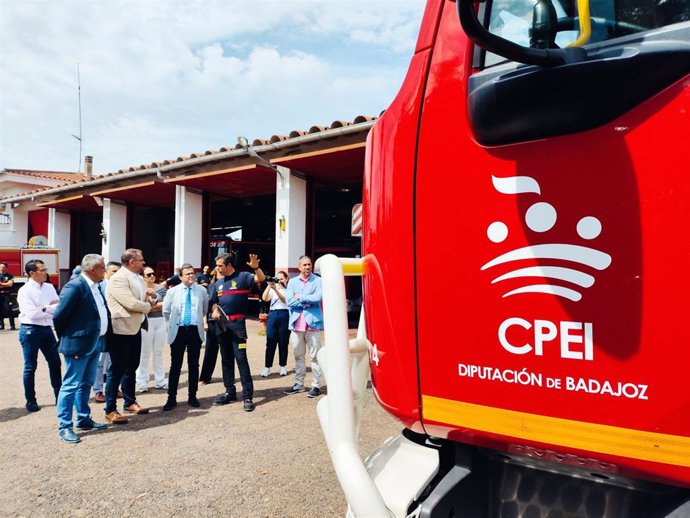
[314,254,391,518]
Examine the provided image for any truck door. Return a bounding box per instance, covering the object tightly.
[414,0,689,485]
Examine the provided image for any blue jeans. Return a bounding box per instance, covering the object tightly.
[19,324,62,404]
[56,337,102,430]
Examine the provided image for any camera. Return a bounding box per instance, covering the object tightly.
[267,276,280,284]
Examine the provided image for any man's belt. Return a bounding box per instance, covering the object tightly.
[228,313,246,321]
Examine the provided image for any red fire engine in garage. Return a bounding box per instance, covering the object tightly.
[315,0,689,516]
[0,241,61,288]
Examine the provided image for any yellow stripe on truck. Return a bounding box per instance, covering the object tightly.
[422,395,690,467]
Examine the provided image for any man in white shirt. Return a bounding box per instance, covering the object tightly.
[53,254,110,444]
[17,259,62,412]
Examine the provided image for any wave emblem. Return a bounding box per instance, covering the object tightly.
[481,175,612,302]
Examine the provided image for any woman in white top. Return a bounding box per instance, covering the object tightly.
[136,267,168,391]
[260,271,290,377]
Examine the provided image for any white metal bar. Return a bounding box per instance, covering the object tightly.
[316,254,390,517]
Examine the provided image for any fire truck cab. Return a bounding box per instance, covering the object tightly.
[315,0,689,516]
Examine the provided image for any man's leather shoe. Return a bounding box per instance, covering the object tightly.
[243,399,255,412]
[124,403,149,415]
[163,398,177,411]
[94,392,106,403]
[59,429,81,444]
[187,397,200,408]
[105,411,128,424]
[26,401,40,412]
[76,419,107,430]
[213,393,237,406]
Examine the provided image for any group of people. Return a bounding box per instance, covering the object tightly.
[15,249,325,444]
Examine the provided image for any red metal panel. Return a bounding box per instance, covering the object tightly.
[412,0,689,485]
[363,47,438,432]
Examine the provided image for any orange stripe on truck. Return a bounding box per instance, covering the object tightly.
[422,395,690,467]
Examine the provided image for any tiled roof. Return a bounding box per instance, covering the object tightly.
[2,169,89,183]
[0,114,379,202]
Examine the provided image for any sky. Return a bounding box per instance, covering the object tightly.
[0,0,426,175]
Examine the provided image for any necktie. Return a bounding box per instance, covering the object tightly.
[97,283,107,304]
[183,287,192,326]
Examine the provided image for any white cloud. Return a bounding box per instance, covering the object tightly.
[0,0,425,174]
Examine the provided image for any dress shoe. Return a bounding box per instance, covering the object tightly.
[59,429,81,444]
[213,393,237,406]
[26,401,41,412]
[105,411,129,424]
[163,398,177,411]
[76,419,107,430]
[124,403,149,414]
[243,399,255,412]
[187,396,200,408]
[94,392,106,403]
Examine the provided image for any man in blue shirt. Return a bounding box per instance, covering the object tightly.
[162,263,209,410]
[209,252,265,411]
[284,255,324,398]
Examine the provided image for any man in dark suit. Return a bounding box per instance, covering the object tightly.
[54,254,110,444]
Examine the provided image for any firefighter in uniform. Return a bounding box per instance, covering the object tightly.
[210,252,265,412]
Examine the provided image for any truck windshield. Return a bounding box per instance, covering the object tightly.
[486,0,689,57]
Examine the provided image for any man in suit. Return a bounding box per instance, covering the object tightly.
[53,254,110,444]
[104,248,155,423]
[162,263,209,410]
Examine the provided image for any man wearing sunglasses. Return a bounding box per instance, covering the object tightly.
[16,259,62,412]
[104,248,156,423]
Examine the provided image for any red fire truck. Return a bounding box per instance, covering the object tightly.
[315,0,689,516]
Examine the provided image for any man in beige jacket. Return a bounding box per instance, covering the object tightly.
[104,248,156,423]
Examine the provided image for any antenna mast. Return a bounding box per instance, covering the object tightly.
[72,63,83,172]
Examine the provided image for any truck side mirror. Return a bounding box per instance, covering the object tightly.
[456,0,586,67]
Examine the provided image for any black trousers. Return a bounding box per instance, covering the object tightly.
[218,330,253,400]
[168,326,202,400]
[105,332,141,414]
[265,309,289,368]
[199,326,219,383]
[0,293,15,329]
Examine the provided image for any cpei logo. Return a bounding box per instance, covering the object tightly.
[481,175,612,302]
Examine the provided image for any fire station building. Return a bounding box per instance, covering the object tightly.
[0,116,374,289]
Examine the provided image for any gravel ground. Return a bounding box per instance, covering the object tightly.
[0,321,400,517]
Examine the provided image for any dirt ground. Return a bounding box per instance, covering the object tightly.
[0,320,400,518]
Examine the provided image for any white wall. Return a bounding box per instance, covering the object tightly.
[274,166,306,272]
[48,208,71,269]
[174,186,203,268]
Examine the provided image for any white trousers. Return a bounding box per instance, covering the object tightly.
[291,330,323,388]
[136,317,167,387]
